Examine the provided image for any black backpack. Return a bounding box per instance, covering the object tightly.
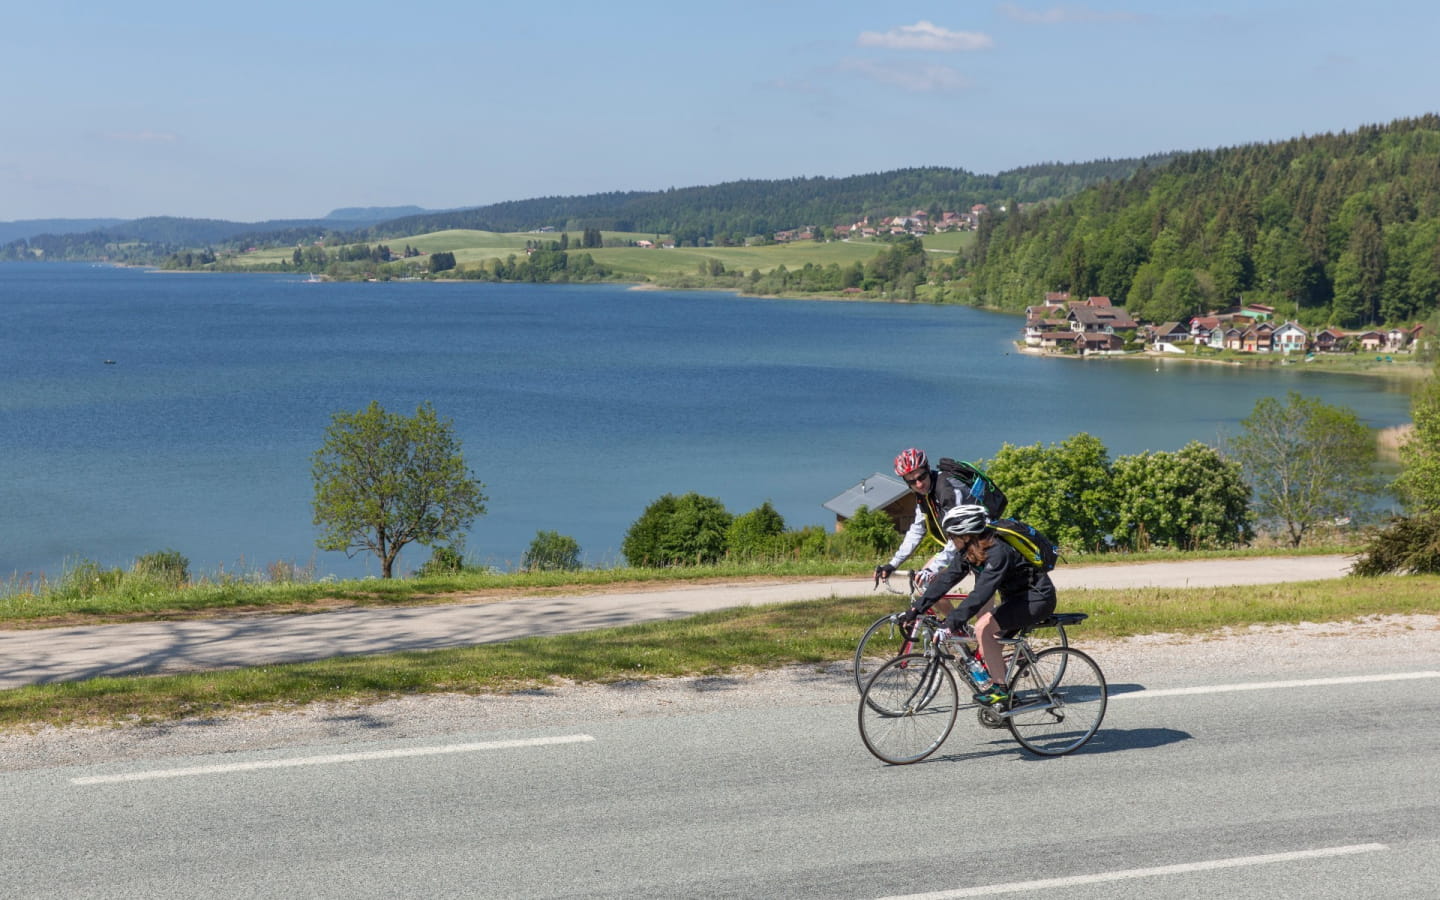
[936,458,1008,520]
[989,518,1060,572]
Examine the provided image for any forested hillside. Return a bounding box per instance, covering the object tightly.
[1,158,1165,263]
[366,160,1167,247]
[966,115,1440,328]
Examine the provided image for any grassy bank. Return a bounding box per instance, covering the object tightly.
[0,546,1356,629]
[2,569,1434,731]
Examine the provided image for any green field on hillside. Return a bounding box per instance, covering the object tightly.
[226,229,898,281]
[586,240,884,279]
[919,230,976,253]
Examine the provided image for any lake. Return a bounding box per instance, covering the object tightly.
[0,263,1416,579]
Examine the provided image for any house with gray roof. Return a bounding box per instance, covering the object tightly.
[822,472,914,532]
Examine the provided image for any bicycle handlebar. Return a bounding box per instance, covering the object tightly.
[874,570,916,596]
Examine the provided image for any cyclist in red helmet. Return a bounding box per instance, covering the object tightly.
[873,447,979,617]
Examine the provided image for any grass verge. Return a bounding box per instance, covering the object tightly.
[2,573,1435,731]
[0,546,1358,628]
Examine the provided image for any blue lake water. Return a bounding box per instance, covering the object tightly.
[0,263,1416,578]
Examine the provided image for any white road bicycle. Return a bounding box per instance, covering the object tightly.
[858,612,1105,763]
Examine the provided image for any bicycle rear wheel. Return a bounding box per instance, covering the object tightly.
[858,654,958,765]
[1004,647,1107,757]
[854,613,935,693]
[1025,622,1069,654]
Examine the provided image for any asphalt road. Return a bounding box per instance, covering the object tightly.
[4,641,1438,899]
[0,556,1354,689]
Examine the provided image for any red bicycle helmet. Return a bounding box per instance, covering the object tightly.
[893,448,928,478]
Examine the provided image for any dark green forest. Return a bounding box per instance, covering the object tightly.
[1,158,1166,263]
[966,115,1440,328]
[361,159,1171,247]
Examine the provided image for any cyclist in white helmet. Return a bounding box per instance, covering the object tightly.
[911,503,1058,707]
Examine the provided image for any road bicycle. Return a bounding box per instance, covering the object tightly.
[853,570,1069,695]
[858,612,1106,763]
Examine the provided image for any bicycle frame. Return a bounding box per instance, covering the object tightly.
[858,611,1104,762]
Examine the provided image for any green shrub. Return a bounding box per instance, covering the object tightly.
[622,492,733,566]
[54,559,124,600]
[134,549,190,587]
[1350,514,1440,575]
[416,545,466,577]
[726,502,787,559]
[838,505,903,556]
[773,525,829,560]
[522,530,582,571]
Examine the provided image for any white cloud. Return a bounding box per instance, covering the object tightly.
[857,21,993,52]
[997,3,1144,25]
[840,59,972,93]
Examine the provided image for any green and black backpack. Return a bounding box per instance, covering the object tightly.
[936,458,1008,520]
[989,518,1060,572]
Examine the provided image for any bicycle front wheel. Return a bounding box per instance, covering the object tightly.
[1005,647,1107,757]
[854,613,934,693]
[858,654,958,765]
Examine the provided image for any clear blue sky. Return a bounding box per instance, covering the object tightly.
[3,1,1435,223]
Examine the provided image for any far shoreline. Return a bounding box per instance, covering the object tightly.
[1016,342,1429,381]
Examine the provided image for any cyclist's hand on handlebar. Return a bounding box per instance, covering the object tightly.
[874,563,895,584]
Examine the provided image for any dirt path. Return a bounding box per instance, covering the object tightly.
[0,556,1354,690]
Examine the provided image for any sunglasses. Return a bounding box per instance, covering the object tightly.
[903,471,929,486]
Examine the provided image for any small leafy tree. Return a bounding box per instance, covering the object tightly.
[621,492,732,566]
[1395,366,1440,513]
[726,501,786,559]
[1226,392,1379,547]
[522,530,582,571]
[1111,442,1253,550]
[983,433,1117,552]
[311,401,486,578]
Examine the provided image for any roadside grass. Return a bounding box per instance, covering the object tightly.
[2,571,1434,730]
[0,544,1357,627]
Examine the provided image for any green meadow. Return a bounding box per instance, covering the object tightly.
[227,228,972,283]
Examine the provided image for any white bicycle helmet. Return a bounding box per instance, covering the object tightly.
[940,504,990,536]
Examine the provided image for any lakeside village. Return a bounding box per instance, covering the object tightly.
[1022,293,1427,359]
[766,203,1429,361]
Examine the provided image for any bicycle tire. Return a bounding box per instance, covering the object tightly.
[854,613,935,694]
[858,654,958,765]
[1004,647,1107,757]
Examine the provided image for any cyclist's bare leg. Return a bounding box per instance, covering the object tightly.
[973,608,1006,688]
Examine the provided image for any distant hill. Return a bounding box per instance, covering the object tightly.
[324,205,433,222]
[0,207,441,249]
[0,218,126,244]
[362,159,1175,245]
[2,158,1169,262]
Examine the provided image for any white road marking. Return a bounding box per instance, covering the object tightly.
[876,843,1388,899]
[1110,670,1440,700]
[70,734,595,785]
